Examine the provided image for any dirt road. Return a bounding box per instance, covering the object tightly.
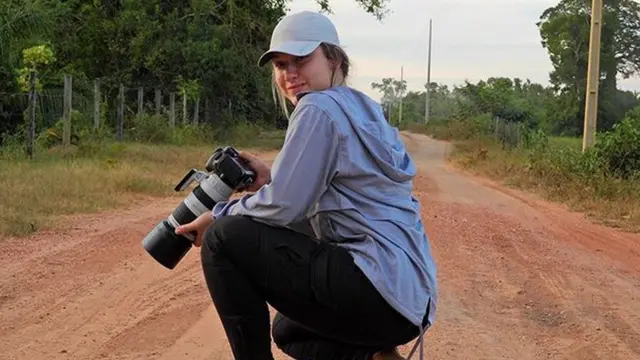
[1,133,639,360]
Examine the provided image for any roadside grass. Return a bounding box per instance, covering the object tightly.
[450,139,639,232]
[404,121,640,233]
[0,122,285,238]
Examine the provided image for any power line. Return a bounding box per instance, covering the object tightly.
[425,18,432,124]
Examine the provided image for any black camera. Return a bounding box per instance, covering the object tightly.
[142,146,255,270]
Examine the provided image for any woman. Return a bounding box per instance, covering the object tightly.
[175,10,438,360]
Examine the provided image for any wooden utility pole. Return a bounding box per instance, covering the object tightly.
[63,75,72,147]
[169,92,176,127]
[193,97,200,124]
[93,80,100,129]
[425,18,432,124]
[582,0,603,151]
[182,90,188,124]
[117,84,124,141]
[399,65,404,125]
[27,72,37,158]
[138,87,144,117]
[155,88,161,115]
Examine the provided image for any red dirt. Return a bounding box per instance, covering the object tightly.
[1,133,639,360]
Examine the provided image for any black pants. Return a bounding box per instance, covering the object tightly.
[200,215,424,360]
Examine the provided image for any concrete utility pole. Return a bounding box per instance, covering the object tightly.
[582,0,603,151]
[425,18,432,124]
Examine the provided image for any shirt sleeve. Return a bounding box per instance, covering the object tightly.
[211,103,340,226]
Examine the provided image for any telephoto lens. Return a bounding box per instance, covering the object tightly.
[142,146,255,270]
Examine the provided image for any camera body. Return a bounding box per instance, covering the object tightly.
[142,146,255,270]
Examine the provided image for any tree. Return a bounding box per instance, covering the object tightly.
[537,0,640,134]
[0,0,60,143]
[453,77,547,127]
[371,77,406,122]
[17,44,55,92]
[41,0,290,123]
[0,0,57,93]
[424,83,458,122]
[315,0,390,20]
[1,0,393,143]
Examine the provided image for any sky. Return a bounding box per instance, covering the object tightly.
[284,0,640,102]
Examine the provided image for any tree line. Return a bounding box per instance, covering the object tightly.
[0,0,388,145]
[3,0,640,146]
[372,0,640,137]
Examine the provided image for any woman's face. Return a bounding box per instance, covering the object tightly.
[271,47,336,105]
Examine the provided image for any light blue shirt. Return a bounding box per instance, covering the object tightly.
[212,86,438,327]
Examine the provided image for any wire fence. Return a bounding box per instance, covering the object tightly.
[1,73,214,157]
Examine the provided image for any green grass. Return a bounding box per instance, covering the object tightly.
[409,119,640,233]
[0,123,285,238]
[549,136,582,151]
[450,138,640,232]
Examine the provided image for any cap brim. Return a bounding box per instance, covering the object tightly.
[257,41,321,67]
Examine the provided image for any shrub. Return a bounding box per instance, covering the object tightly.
[594,117,640,179]
[423,113,493,141]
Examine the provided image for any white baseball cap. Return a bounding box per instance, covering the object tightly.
[258,11,341,67]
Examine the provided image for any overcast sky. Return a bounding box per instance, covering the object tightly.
[285,0,640,101]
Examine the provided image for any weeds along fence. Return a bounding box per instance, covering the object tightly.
[492,116,525,149]
[421,114,531,149]
[1,73,219,158]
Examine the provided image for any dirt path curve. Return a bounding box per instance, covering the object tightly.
[1,133,639,360]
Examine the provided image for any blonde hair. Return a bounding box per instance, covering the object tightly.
[271,43,351,118]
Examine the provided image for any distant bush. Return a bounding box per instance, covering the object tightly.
[126,114,215,145]
[419,113,493,141]
[594,117,640,179]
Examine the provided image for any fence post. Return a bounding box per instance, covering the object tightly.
[517,123,522,148]
[93,79,100,129]
[27,71,37,158]
[193,97,200,124]
[169,92,176,127]
[182,90,187,124]
[205,97,211,124]
[155,88,161,115]
[63,75,72,147]
[138,87,144,117]
[117,83,124,141]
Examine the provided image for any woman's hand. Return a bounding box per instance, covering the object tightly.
[175,212,214,247]
[239,151,271,192]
